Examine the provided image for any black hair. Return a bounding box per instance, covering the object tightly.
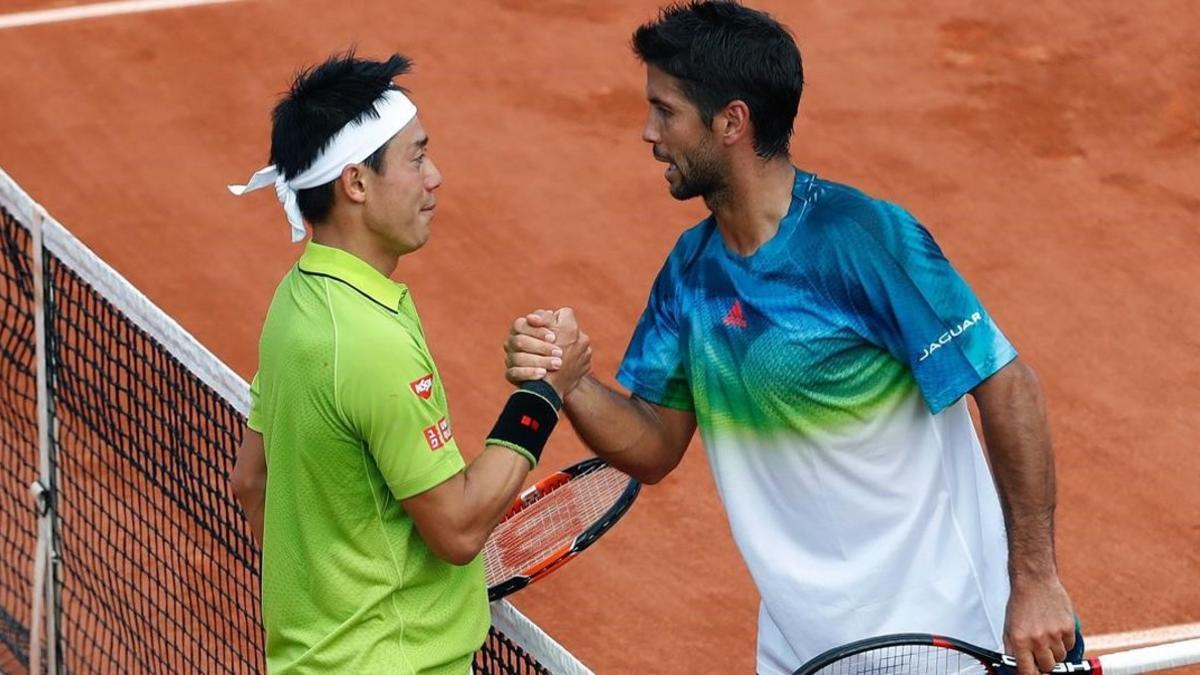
[268,51,412,225]
[632,1,803,159]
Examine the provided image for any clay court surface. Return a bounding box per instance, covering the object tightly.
[1,0,1197,672]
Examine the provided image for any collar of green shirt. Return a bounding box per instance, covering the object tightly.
[296,241,407,311]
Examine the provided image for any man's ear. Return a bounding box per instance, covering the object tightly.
[714,100,751,147]
[338,164,368,205]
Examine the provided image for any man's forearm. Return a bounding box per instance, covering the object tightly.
[459,445,537,544]
[975,358,1076,673]
[564,376,692,484]
[403,444,534,566]
[975,360,1058,578]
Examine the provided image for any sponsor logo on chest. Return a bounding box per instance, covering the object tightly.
[410,374,434,400]
[722,300,748,328]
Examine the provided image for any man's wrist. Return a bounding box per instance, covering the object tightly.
[486,387,560,469]
[518,380,562,411]
[1008,558,1060,585]
[561,373,595,408]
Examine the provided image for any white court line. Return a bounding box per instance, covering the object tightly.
[1088,621,1200,653]
[0,0,241,30]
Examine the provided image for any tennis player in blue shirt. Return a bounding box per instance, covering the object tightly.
[504,3,1081,674]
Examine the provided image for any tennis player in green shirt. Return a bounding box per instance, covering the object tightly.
[228,52,590,674]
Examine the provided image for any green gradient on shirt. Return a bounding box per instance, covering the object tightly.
[690,337,919,438]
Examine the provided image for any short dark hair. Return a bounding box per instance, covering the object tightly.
[269,52,412,225]
[632,1,803,159]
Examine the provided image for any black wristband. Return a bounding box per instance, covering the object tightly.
[485,390,559,468]
[518,380,562,411]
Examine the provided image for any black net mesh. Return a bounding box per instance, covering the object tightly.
[0,205,38,674]
[43,255,262,673]
[475,626,554,675]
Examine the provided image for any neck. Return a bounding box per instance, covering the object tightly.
[705,157,795,257]
[311,217,399,278]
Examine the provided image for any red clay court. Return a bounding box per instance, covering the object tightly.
[0,0,1197,672]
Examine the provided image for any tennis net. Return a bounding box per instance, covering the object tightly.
[0,167,590,674]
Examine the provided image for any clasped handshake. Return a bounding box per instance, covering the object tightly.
[503,309,592,400]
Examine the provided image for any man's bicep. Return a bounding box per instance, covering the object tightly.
[833,208,1016,412]
[232,428,266,491]
[636,397,697,473]
[353,403,465,500]
[648,399,696,452]
[340,359,465,500]
[970,356,1034,409]
[399,468,466,551]
[236,427,265,466]
[617,262,694,411]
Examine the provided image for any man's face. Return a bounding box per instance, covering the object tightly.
[362,115,442,256]
[642,66,725,201]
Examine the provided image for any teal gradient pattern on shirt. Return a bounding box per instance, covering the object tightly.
[617,169,1017,438]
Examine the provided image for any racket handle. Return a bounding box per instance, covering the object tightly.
[1096,637,1200,675]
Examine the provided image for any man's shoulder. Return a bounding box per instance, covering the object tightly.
[808,176,898,228]
[662,216,718,274]
[260,268,411,363]
[282,268,409,339]
[802,176,924,255]
[260,267,331,346]
[329,296,431,386]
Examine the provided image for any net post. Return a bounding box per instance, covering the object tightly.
[27,203,60,675]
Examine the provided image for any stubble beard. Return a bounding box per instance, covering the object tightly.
[669,142,728,204]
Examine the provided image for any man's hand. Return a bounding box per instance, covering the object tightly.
[1004,568,1076,673]
[505,309,566,383]
[505,308,590,396]
[542,308,591,397]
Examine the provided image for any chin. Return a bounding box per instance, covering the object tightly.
[669,183,703,201]
[393,231,430,257]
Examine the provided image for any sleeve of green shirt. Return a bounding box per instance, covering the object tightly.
[247,372,264,433]
[337,342,466,501]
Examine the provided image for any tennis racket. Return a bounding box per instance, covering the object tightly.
[793,633,1200,675]
[483,457,639,601]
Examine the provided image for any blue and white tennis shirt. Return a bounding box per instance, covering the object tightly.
[617,169,1016,674]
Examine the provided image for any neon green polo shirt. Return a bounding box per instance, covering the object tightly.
[247,241,488,674]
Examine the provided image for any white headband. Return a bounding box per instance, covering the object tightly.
[228,88,418,242]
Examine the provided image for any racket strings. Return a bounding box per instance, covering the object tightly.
[484,466,630,584]
[809,646,991,675]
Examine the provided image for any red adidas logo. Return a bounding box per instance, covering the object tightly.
[410,374,434,400]
[722,300,748,328]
